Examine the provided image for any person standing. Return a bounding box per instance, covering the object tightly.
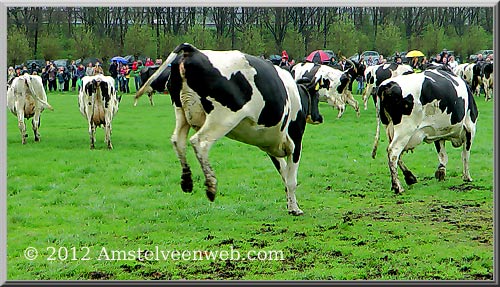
[76,64,86,90]
[94,62,104,75]
[56,68,65,92]
[8,66,16,84]
[47,63,57,92]
[145,58,154,67]
[69,60,78,91]
[448,55,458,70]
[86,62,95,77]
[109,60,119,90]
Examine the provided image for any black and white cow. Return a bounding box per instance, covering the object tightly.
[78,74,121,149]
[142,43,323,215]
[292,62,355,118]
[134,65,171,106]
[372,68,478,194]
[362,63,414,110]
[481,62,493,101]
[7,74,54,144]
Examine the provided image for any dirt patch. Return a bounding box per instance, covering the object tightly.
[448,183,489,192]
[87,271,112,280]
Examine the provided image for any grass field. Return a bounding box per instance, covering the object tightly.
[6,87,494,280]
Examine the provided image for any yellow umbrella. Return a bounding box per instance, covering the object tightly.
[406,50,425,57]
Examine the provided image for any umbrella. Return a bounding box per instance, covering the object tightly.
[406,50,425,58]
[306,50,331,64]
[110,56,128,64]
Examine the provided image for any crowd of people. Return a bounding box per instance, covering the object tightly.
[7,57,164,94]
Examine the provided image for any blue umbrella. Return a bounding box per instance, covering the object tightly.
[110,56,128,64]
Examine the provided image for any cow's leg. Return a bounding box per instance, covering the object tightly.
[148,93,154,106]
[362,84,373,110]
[15,101,27,144]
[462,130,474,182]
[32,114,41,142]
[104,113,113,150]
[344,90,360,117]
[189,113,241,201]
[89,122,96,149]
[387,136,412,194]
[434,140,448,181]
[269,155,303,216]
[398,155,417,185]
[171,107,193,193]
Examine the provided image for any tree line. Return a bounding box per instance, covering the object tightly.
[7,7,493,66]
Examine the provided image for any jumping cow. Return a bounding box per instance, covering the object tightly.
[362,63,413,110]
[78,74,121,149]
[142,43,323,215]
[7,74,54,144]
[292,62,355,118]
[372,68,478,194]
[134,65,171,106]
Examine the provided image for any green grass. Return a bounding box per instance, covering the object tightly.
[6,88,494,280]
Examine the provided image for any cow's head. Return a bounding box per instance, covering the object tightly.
[296,77,323,124]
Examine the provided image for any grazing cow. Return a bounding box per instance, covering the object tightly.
[292,62,354,118]
[142,43,323,215]
[78,74,121,149]
[7,74,54,144]
[134,65,171,106]
[362,63,413,110]
[372,68,478,194]
[481,62,493,101]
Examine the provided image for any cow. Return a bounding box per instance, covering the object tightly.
[7,74,54,144]
[371,68,478,194]
[453,63,469,81]
[291,62,354,118]
[141,43,323,215]
[134,65,171,106]
[362,63,414,110]
[481,62,493,101]
[78,74,121,149]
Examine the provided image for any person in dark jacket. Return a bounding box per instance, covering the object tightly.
[109,60,119,90]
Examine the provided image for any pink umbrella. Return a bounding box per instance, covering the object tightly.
[306,50,331,63]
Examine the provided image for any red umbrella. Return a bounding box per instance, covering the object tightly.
[306,50,331,63]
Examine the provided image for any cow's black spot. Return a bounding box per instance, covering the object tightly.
[421,70,465,125]
[280,113,289,132]
[167,55,185,108]
[245,55,287,127]
[322,78,331,90]
[367,71,374,84]
[302,64,321,81]
[150,66,171,93]
[182,51,253,113]
[482,62,493,79]
[378,82,413,125]
[99,81,110,108]
[337,73,349,94]
[466,84,479,123]
[375,65,394,86]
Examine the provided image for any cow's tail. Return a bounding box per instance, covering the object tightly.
[371,94,381,159]
[23,75,54,111]
[136,43,195,101]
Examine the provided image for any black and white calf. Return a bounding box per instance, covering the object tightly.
[291,62,354,118]
[372,68,478,194]
[142,43,323,215]
[362,63,413,110]
[78,75,121,149]
[134,65,172,106]
[7,74,54,144]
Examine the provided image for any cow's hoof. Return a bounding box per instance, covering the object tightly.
[403,171,417,185]
[462,175,473,182]
[206,190,216,202]
[435,169,446,181]
[392,184,404,194]
[107,143,113,150]
[181,171,193,193]
[288,209,304,216]
[90,145,95,150]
